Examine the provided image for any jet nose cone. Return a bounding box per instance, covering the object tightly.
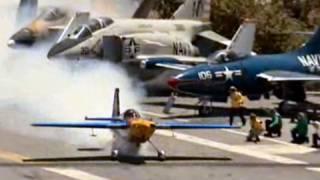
[47,38,80,58]
[7,39,15,47]
[168,77,180,90]
[9,28,35,47]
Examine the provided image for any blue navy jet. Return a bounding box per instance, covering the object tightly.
[150,28,320,110]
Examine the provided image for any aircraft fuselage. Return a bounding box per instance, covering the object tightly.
[52,19,211,58]
[170,51,320,102]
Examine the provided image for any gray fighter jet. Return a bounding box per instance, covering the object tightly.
[47,0,232,62]
[8,0,154,48]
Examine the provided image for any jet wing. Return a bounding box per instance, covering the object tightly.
[156,123,240,129]
[197,30,231,46]
[226,21,256,58]
[257,71,320,82]
[56,12,90,43]
[156,63,193,71]
[48,25,65,31]
[138,55,207,63]
[139,55,205,70]
[32,121,128,129]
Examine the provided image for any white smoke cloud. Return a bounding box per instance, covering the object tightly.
[0,1,144,148]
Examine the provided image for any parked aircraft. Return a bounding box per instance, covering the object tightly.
[8,0,154,47]
[140,20,256,69]
[31,88,239,160]
[160,28,320,114]
[46,0,231,61]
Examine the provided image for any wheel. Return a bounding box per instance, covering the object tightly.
[157,150,166,161]
[111,149,119,160]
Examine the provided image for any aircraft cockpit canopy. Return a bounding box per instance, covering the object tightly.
[41,7,66,21]
[71,17,114,39]
[123,109,141,120]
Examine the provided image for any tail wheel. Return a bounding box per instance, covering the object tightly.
[157,150,166,161]
[111,149,119,161]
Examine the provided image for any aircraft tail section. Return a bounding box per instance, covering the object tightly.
[132,0,156,18]
[298,28,320,54]
[16,0,38,26]
[226,20,256,57]
[112,88,120,118]
[173,0,211,21]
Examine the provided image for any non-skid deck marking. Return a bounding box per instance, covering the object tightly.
[223,129,317,154]
[143,110,320,174]
[156,130,307,165]
[0,149,108,180]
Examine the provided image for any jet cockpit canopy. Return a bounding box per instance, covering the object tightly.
[40,7,66,21]
[71,17,114,39]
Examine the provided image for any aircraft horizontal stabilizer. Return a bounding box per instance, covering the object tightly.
[257,71,320,82]
[155,123,240,129]
[197,30,231,46]
[85,117,123,122]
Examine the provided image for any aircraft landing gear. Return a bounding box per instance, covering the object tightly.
[111,149,119,161]
[157,150,166,161]
[148,140,166,161]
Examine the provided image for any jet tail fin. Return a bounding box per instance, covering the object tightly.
[112,88,120,118]
[226,20,256,57]
[56,12,90,43]
[297,28,320,54]
[132,0,156,18]
[173,0,211,21]
[16,0,38,26]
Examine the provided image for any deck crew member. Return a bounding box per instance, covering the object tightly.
[247,113,264,143]
[264,109,282,137]
[229,86,246,126]
[291,112,309,144]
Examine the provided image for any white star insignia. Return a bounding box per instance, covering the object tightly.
[214,66,242,81]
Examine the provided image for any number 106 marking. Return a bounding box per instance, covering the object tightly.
[198,71,212,80]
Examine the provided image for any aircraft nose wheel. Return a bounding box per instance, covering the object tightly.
[111,149,119,161]
[157,150,166,161]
